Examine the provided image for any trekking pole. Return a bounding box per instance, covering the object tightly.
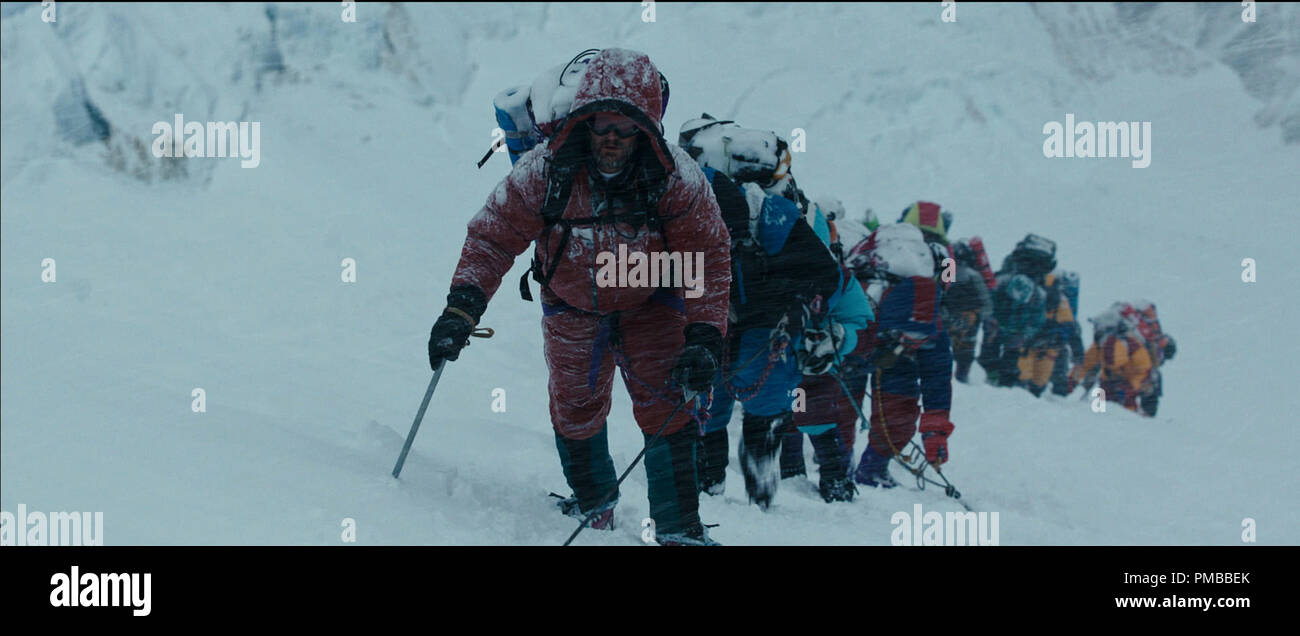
[563,394,691,546]
[392,361,446,478]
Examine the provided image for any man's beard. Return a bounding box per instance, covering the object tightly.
[595,146,633,173]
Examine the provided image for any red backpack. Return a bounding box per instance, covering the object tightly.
[967,236,997,290]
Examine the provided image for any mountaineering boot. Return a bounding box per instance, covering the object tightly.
[779,428,806,479]
[739,411,789,510]
[644,425,708,540]
[655,520,721,546]
[554,427,619,530]
[954,359,972,384]
[551,493,616,531]
[854,445,899,489]
[809,428,856,502]
[819,476,857,503]
[696,428,729,496]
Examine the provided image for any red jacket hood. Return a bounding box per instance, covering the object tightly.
[548,48,675,174]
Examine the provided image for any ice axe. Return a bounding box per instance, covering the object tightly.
[391,361,446,479]
[392,323,494,478]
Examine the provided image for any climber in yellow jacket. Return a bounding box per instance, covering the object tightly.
[1068,313,1153,413]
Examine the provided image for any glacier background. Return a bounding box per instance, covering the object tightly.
[2,2,1297,545]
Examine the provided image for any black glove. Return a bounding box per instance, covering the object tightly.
[428,285,487,370]
[1162,336,1176,362]
[671,323,724,394]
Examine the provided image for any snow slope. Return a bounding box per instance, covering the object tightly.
[2,2,1297,545]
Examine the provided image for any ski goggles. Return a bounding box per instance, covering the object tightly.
[588,113,640,138]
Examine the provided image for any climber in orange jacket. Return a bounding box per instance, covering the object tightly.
[1068,306,1153,413]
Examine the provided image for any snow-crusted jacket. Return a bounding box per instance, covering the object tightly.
[449,49,731,335]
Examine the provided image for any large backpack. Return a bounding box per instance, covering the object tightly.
[1089,302,1137,342]
[1003,233,1057,281]
[678,114,791,188]
[488,49,598,167]
[846,223,935,282]
[846,222,932,317]
[1118,300,1167,365]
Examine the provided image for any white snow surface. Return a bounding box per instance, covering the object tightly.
[2,2,1298,545]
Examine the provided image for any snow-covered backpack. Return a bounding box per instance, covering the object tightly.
[827,203,874,271]
[846,222,935,325]
[1002,233,1057,281]
[846,223,935,284]
[1089,302,1137,342]
[1118,300,1160,341]
[486,49,598,167]
[485,48,671,167]
[678,114,791,189]
[1116,299,1176,365]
